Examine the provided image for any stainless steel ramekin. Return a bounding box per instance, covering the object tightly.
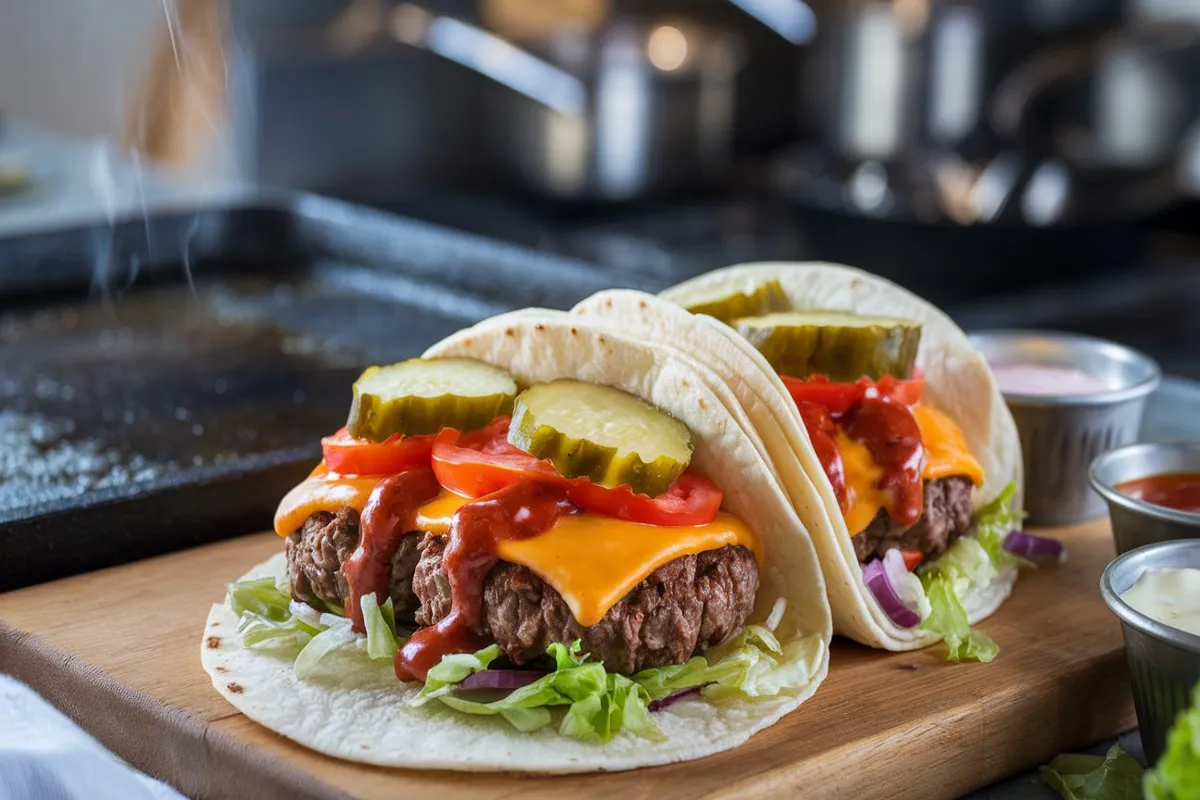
[1090,442,1200,554]
[1100,539,1200,763]
[970,330,1161,526]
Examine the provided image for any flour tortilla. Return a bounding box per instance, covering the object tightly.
[571,262,1023,651]
[203,316,832,773]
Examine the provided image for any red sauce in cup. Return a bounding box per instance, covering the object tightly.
[1116,472,1200,514]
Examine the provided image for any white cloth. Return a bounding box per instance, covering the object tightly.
[0,675,185,800]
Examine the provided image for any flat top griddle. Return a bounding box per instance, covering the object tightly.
[0,196,644,590]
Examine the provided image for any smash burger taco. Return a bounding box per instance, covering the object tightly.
[573,263,1064,660]
[202,314,832,772]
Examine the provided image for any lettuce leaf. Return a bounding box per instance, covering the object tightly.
[408,622,822,743]
[229,577,323,651]
[230,576,819,744]
[974,482,1029,569]
[227,578,402,677]
[1145,683,1200,800]
[1040,745,1144,800]
[361,593,399,660]
[913,481,1025,663]
[635,626,824,701]
[411,641,659,741]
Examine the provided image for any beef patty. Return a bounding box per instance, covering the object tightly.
[412,536,759,674]
[285,508,423,622]
[851,476,974,562]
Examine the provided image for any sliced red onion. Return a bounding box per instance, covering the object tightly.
[1003,530,1065,563]
[461,669,548,691]
[649,686,702,712]
[862,550,922,628]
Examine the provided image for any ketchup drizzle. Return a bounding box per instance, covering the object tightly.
[841,397,925,526]
[795,400,847,511]
[342,468,441,633]
[394,482,576,683]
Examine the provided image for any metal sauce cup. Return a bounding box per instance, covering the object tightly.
[1100,540,1200,763]
[1090,442,1200,554]
[970,330,1161,526]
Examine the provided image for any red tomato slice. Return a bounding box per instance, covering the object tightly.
[900,550,924,571]
[781,374,924,415]
[432,418,723,527]
[320,428,436,476]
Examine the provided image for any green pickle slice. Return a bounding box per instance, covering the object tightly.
[347,358,518,441]
[733,311,921,381]
[681,279,790,324]
[508,380,693,497]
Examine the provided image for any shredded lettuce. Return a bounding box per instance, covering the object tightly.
[227,579,400,678]
[229,577,323,651]
[913,481,1025,663]
[1145,683,1200,800]
[229,576,820,744]
[974,482,1029,569]
[361,594,400,660]
[411,641,658,741]
[1040,745,1144,800]
[406,622,823,743]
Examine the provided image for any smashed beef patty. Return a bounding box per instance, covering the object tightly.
[852,476,974,562]
[412,535,759,674]
[285,508,423,622]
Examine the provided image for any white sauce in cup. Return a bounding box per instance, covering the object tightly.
[990,364,1108,396]
[1120,567,1200,637]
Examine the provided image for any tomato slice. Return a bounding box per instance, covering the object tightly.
[320,428,436,476]
[782,373,924,415]
[432,418,723,527]
[900,550,924,571]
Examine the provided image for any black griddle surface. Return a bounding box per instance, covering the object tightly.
[0,197,618,590]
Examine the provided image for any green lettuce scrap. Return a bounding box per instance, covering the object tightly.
[1040,745,1145,800]
[914,481,1024,663]
[1145,683,1200,800]
[411,627,823,743]
[228,576,821,744]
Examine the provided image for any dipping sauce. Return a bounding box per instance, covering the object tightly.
[1119,567,1200,637]
[990,364,1108,396]
[1116,472,1200,514]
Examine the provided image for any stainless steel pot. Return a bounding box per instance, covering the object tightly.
[387,2,745,201]
[780,0,1200,225]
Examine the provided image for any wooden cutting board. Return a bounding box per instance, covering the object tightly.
[0,519,1134,800]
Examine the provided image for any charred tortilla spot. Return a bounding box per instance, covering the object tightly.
[215,666,228,673]
[206,636,221,649]
[227,682,244,694]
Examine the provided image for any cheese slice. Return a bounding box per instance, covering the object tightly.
[273,472,383,537]
[274,476,762,628]
[837,405,984,537]
[415,491,761,627]
[912,405,984,485]
[837,430,887,537]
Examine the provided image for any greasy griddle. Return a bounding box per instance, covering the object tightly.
[0,197,645,590]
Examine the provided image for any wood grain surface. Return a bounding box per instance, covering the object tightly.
[0,519,1134,800]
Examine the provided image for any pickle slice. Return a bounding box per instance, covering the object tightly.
[733,311,921,381]
[508,380,693,497]
[681,279,790,324]
[347,358,518,441]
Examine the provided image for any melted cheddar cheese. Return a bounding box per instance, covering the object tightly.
[836,404,984,536]
[274,472,383,537]
[836,430,887,536]
[273,473,762,628]
[912,406,984,485]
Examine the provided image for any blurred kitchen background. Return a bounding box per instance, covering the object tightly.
[3,0,1200,372]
